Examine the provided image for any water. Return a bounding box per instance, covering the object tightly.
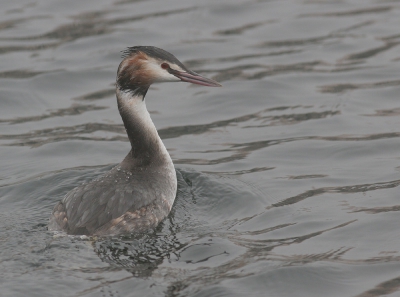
[1,0,400,296]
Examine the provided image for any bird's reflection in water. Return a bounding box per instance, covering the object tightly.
[92,226,184,277]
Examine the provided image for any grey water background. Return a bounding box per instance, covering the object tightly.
[1,0,400,296]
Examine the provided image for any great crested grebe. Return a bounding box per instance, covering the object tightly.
[49,46,221,236]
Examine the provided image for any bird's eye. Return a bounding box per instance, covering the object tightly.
[161,63,169,69]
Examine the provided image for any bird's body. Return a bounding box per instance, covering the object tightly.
[48,46,220,236]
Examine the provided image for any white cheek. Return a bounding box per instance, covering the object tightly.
[145,61,181,82]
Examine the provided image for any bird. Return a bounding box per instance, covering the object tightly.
[48,46,221,236]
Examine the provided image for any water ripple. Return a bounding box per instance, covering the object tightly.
[159,106,314,139]
[185,50,302,68]
[0,15,48,32]
[365,107,400,117]
[340,41,399,63]
[0,104,107,124]
[349,205,400,214]
[0,69,51,79]
[272,179,400,208]
[320,80,400,93]
[72,89,115,101]
[300,6,393,17]
[0,123,125,147]
[230,220,356,249]
[355,276,400,297]
[0,7,196,54]
[214,20,274,35]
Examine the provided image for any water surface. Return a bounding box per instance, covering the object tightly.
[1,0,400,296]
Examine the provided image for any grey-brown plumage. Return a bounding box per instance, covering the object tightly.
[49,46,221,236]
[49,153,175,235]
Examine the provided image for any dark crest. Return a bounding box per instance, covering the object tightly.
[121,46,190,72]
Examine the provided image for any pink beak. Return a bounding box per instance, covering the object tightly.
[169,68,222,87]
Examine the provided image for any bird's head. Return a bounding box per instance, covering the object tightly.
[117,46,221,95]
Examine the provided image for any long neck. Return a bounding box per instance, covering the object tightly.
[116,87,171,167]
